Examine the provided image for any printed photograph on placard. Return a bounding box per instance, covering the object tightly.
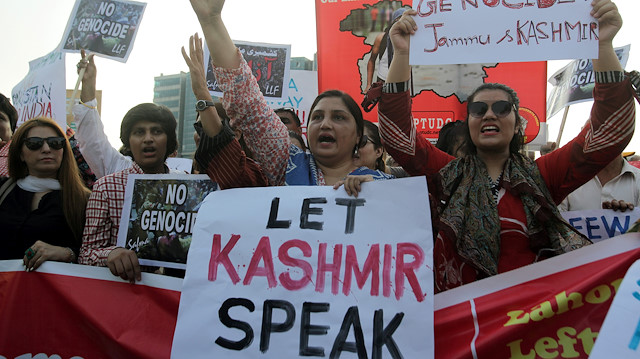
[117,174,217,269]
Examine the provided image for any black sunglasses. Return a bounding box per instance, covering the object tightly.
[24,136,66,151]
[467,101,515,118]
[359,134,378,148]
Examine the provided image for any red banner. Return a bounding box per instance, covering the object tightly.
[434,234,640,358]
[0,261,181,359]
[1,234,638,358]
[315,0,547,143]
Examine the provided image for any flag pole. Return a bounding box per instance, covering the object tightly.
[555,105,570,146]
[67,67,85,126]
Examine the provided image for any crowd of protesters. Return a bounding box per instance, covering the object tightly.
[1,0,639,293]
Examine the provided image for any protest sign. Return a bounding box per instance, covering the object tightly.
[315,0,547,145]
[434,233,640,358]
[561,208,640,243]
[590,259,640,358]
[59,0,146,62]
[117,174,217,269]
[11,51,66,130]
[205,41,291,102]
[409,0,597,66]
[266,69,318,138]
[0,260,181,359]
[172,177,434,358]
[547,45,631,118]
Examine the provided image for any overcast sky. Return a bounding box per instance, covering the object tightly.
[1,0,638,151]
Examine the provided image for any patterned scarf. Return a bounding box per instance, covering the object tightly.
[436,153,590,276]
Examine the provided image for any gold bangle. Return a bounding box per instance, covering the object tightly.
[79,100,97,110]
[66,247,76,263]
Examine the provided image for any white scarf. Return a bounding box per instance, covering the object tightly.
[17,175,61,192]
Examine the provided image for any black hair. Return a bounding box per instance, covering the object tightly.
[0,93,18,132]
[119,103,177,160]
[436,120,468,156]
[465,83,524,155]
[362,120,385,171]
[309,90,364,139]
[275,108,301,127]
[288,130,307,152]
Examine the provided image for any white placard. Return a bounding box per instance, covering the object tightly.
[410,0,597,65]
[172,177,434,358]
[590,259,640,358]
[561,209,640,243]
[59,0,147,62]
[11,51,66,130]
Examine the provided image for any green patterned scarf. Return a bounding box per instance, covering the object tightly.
[436,153,590,276]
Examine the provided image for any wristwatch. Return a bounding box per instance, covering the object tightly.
[195,99,215,111]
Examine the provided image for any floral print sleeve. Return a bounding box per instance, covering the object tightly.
[212,50,290,186]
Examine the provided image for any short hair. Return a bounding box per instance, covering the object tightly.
[275,107,301,127]
[119,103,177,160]
[465,83,524,154]
[0,92,18,132]
[309,90,364,138]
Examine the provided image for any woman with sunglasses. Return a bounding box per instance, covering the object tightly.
[189,0,393,191]
[363,0,636,292]
[0,117,90,271]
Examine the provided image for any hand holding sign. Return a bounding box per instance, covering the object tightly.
[592,0,622,45]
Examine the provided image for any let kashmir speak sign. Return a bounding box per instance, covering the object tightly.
[172,177,435,358]
[409,0,598,65]
[59,0,146,62]
[117,174,217,270]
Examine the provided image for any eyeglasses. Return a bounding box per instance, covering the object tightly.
[467,101,515,118]
[24,136,66,151]
[359,134,377,148]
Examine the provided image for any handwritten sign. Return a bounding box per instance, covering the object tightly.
[117,174,217,269]
[561,209,640,243]
[547,45,630,118]
[59,0,146,62]
[172,177,434,358]
[11,51,66,130]
[266,69,318,138]
[590,259,640,358]
[205,40,291,101]
[409,0,597,65]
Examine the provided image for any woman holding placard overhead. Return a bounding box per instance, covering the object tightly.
[0,117,90,271]
[188,0,393,190]
[357,0,637,292]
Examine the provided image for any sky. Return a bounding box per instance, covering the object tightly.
[1,0,639,152]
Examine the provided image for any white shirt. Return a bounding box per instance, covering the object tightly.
[559,160,640,211]
[72,99,189,177]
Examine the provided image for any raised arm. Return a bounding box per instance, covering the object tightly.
[189,0,289,186]
[189,0,239,69]
[591,0,622,72]
[73,51,131,178]
[376,10,453,189]
[183,33,268,188]
[182,33,221,137]
[539,0,636,203]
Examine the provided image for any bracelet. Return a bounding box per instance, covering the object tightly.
[79,100,97,110]
[65,247,76,263]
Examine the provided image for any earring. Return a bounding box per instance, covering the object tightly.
[353,145,360,158]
